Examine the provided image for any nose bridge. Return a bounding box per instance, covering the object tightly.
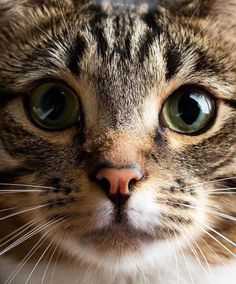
[87,131,148,204]
[92,131,144,168]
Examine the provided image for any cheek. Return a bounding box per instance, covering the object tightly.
[127,188,162,232]
[88,199,114,229]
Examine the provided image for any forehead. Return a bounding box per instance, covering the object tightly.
[1,3,234,117]
[66,7,189,96]
[71,7,190,78]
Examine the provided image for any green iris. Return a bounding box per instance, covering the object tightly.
[28,82,80,130]
[163,90,215,134]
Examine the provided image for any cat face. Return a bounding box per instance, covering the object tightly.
[0,0,235,272]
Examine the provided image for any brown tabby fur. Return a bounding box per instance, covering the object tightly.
[0,0,235,283]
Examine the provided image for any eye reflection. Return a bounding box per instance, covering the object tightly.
[163,88,215,134]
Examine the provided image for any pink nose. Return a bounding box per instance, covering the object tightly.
[96,167,143,196]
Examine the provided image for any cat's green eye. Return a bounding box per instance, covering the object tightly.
[28,82,80,130]
[163,89,215,134]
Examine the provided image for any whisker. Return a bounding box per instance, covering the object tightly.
[162,231,172,266]
[0,183,54,190]
[196,224,236,259]
[198,235,230,273]
[208,192,236,195]
[0,207,17,213]
[175,232,196,284]
[0,219,39,248]
[0,220,55,256]
[172,221,213,283]
[167,200,236,222]
[189,0,201,21]
[169,232,180,284]
[5,219,66,284]
[50,248,62,284]
[5,237,47,284]
[0,190,44,194]
[198,221,236,248]
[182,176,236,191]
[183,234,209,280]
[187,232,215,282]
[0,203,50,222]
[205,187,236,193]
[41,241,60,284]
[25,239,55,284]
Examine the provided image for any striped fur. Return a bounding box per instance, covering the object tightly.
[0,0,235,283]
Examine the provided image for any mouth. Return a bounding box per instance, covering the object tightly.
[80,221,157,245]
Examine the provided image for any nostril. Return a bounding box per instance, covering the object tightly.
[98,177,110,196]
[128,178,139,192]
[95,166,143,198]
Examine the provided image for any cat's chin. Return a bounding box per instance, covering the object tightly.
[80,223,157,245]
[58,223,171,272]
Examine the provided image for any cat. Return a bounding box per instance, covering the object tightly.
[0,0,235,283]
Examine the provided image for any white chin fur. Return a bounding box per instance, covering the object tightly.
[60,235,171,273]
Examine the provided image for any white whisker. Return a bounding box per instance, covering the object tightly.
[189,234,215,283]
[173,221,213,283]
[168,201,236,222]
[0,221,53,256]
[0,190,43,193]
[205,187,236,193]
[199,235,230,273]
[198,221,236,248]
[176,232,196,284]
[0,183,54,190]
[50,248,62,284]
[5,219,65,284]
[196,224,236,259]
[182,176,236,191]
[0,203,50,222]
[25,240,54,284]
[5,238,47,284]
[0,207,17,213]
[0,219,39,248]
[41,241,60,284]
[170,233,180,284]
[208,192,236,195]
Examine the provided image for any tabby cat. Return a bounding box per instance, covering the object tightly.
[0,0,235,283]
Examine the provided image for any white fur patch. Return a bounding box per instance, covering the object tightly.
[1,251,236,284]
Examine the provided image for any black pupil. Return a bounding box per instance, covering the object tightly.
[42,87,66,120]
[178,93,200,125]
